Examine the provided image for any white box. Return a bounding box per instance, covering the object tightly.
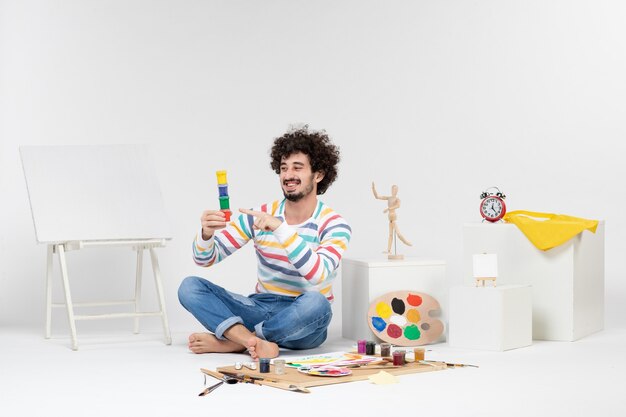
[341,258,446,341]
[449,285,532,351]
[463,222,604,341]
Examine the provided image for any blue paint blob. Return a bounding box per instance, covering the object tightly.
[371,316,387,332]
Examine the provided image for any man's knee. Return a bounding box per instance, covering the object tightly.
[298,292,332,324]
[298,291,330,306]
[177,276,203,306]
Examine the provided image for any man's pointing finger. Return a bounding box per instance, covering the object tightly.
[239,208,264,217]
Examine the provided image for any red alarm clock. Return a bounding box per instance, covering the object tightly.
[479,187,506,222]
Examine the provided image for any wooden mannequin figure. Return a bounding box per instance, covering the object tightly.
[372,182,412,260]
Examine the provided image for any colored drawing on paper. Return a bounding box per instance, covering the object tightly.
[367,290,444,346]
[297,365,352,377]
[285,352,378,369]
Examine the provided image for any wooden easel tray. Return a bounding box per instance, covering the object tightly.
[216,359,446,388]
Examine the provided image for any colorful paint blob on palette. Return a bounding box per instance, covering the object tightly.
[367,290,444,346]
[297,365,352,377]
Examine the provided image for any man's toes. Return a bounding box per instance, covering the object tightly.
[191,345,205,354]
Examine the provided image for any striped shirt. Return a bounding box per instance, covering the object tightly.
[192,199,352,301]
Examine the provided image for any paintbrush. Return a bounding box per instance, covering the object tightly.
[344,360,400,369]
[444,362,479,368]
[419,360,479,368]
[198,369,239,396]
[198,381,224,396]
[219,371,311,394]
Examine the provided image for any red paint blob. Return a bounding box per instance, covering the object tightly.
[387,324,402,339]
[407,294,422,307]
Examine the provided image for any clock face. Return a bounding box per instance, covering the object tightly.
[480,197,505,221]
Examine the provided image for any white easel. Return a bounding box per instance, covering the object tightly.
[21,145,172,350]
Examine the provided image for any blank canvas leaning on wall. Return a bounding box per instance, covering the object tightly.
[20,144,172,243]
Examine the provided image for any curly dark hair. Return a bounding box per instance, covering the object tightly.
[270,125,340,195]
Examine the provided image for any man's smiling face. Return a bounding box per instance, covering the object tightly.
[279,152,319,202]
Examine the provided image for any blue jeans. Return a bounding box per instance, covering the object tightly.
[178,276,332,350]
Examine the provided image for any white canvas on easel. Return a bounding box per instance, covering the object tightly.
[20,144,172,350]
[473,253,498,287]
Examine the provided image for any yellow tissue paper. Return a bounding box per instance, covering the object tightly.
[503,210,598,251]
[368,371,399,385]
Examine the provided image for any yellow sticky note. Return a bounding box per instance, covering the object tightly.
[368,371,399,385]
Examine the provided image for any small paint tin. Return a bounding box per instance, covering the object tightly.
[219,196,230,210]
[380,343,391,358]
[273,359,286,375]
[216,170,228,185]
[259,358,271,373]
[365,341,376,355]
[392,350,405,366]
[357,339,367,354]
[218,184,229,197]
[414,347,425,361]
[221,209,231,221]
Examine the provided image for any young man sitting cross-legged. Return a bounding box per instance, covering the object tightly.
[178,126,351,359]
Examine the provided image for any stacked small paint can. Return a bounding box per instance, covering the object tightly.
[216,170,231,221]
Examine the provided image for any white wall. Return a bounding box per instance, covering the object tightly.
[2,0,625,334]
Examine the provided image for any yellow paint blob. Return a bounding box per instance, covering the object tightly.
[407,309,421,323]
[376,302,393,319]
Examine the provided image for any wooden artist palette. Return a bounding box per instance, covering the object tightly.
[367,290,444,346]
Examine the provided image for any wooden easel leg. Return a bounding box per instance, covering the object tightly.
[149,248,172,345]
[134,247,143,334]
[45,245,53,339]
[58,244,78,350]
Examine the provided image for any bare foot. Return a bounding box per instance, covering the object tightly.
[187,333,246,354]
[245,336,279,360]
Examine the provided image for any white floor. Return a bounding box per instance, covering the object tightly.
[1,325,625,417]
